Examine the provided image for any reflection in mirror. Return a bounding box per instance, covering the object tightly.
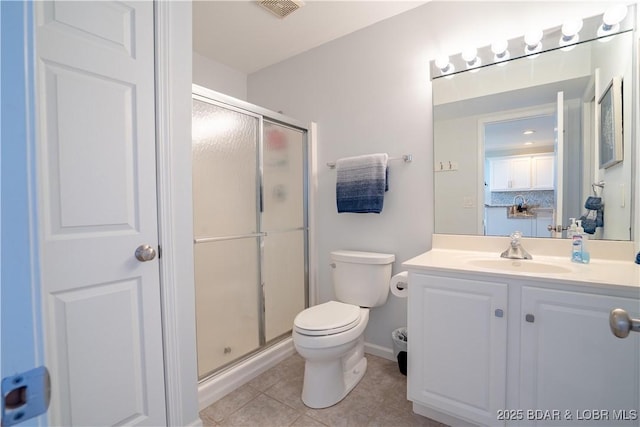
[433,29,634,241]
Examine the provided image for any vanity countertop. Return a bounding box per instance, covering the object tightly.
[403,248,640,291]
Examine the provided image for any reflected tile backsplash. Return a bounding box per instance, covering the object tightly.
[490,190,555,208]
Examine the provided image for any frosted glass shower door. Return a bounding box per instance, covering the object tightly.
[192,98,261,378]
[262,122,307,341]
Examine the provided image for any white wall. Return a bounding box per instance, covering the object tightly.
[193,51,247,100]
[1,7,46,426]
[592,32,634,240]
[246,1,627,350]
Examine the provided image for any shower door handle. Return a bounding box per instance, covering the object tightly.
[194,232,267,244]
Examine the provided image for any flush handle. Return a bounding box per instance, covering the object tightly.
[610,308,640,338]
[495,309,504,318]
[525,314,535,323]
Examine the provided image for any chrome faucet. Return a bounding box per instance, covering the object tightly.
[501,231,533,260]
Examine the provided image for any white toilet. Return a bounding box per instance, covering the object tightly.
[292,250,395,408]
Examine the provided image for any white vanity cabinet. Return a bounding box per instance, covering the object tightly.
[520,287,640,426]
[408,273,508,426]
[407,270,640,427]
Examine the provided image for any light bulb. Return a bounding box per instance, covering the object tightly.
[461,47,480,69]
[435,55,454,75]
[598,4,628,38]
[524,29,543,56]
[435,55,449,69]
[491,40,510,62]
[603,4,628,26]
[561,18,583,38]
[524,29,543,47]
[559,19,582,50]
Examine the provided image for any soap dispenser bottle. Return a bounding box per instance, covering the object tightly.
[571,220,583,263]
[576,220,589,263]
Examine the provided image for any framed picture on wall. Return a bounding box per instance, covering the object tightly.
[598,76,623,169]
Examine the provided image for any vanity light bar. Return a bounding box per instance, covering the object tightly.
[430,5,635,80]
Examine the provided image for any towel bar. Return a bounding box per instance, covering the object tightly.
[327,154,412,169]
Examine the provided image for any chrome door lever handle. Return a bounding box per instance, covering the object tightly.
[609,308,640,338]
[135,244,156,262]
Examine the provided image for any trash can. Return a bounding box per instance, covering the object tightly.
[392,327,408,376]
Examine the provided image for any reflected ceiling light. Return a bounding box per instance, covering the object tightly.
[461,47,481,70]
[523,129,535,135]
[524,141,534,146]
[559,18,583,50]
[435,55,455,76]
[491,40,510,63]
[597,4,628,38]
[524,29,543,56]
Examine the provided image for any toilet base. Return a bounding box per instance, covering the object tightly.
[301,355,367,409]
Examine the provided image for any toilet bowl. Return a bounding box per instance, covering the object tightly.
[293,301,369,408]
[292,250,394,409]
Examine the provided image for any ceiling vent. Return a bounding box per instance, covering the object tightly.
[257,0,305,19]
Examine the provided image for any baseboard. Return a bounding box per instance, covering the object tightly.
[413,402,478,427]
[198,338,296,410]
[185,417,204,427]
[364,342,395,361]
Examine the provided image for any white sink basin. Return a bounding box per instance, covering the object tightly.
[468,259,572,274]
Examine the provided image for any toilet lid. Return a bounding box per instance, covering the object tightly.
[294,301,361,336]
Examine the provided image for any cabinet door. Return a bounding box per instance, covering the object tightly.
[490,157,531,191]
[531,155,554,189]
[490,158,512,191]
[510,157,532,190]
[408,274,508,426]
[520,287,640,426]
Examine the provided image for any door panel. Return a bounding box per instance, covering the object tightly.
[42,62,137,233]
[36,2,166,425]
[50,279,148,426]
[192,98,259,238]
[262,121,305,230]
[408,274,507,426]
[521,287,639,426]
[263,230,306,341]
[194,238,261,377]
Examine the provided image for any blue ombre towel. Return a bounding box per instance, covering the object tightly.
[336,153,388,213]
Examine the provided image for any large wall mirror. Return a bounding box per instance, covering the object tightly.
[433,20,635,241]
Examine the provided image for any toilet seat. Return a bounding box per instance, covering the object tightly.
[294,301,361,336]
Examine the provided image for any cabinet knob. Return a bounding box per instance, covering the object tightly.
[610,308,640,338]
[525,314,535,323]
[495,309,504,318]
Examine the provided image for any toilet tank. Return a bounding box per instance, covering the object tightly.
[330,250,395,308]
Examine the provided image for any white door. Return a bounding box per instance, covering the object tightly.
[35,2,166,425]
[408,274,508,426]
[553,92,565,238]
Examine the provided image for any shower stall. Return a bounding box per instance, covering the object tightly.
[191,86,309,380]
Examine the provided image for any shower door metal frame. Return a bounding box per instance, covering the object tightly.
[192,85,309,380]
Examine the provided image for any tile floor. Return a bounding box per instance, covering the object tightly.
[199,353,449,427]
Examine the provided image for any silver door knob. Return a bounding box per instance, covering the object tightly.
[609,308,640,338]
[135,244,156,262]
